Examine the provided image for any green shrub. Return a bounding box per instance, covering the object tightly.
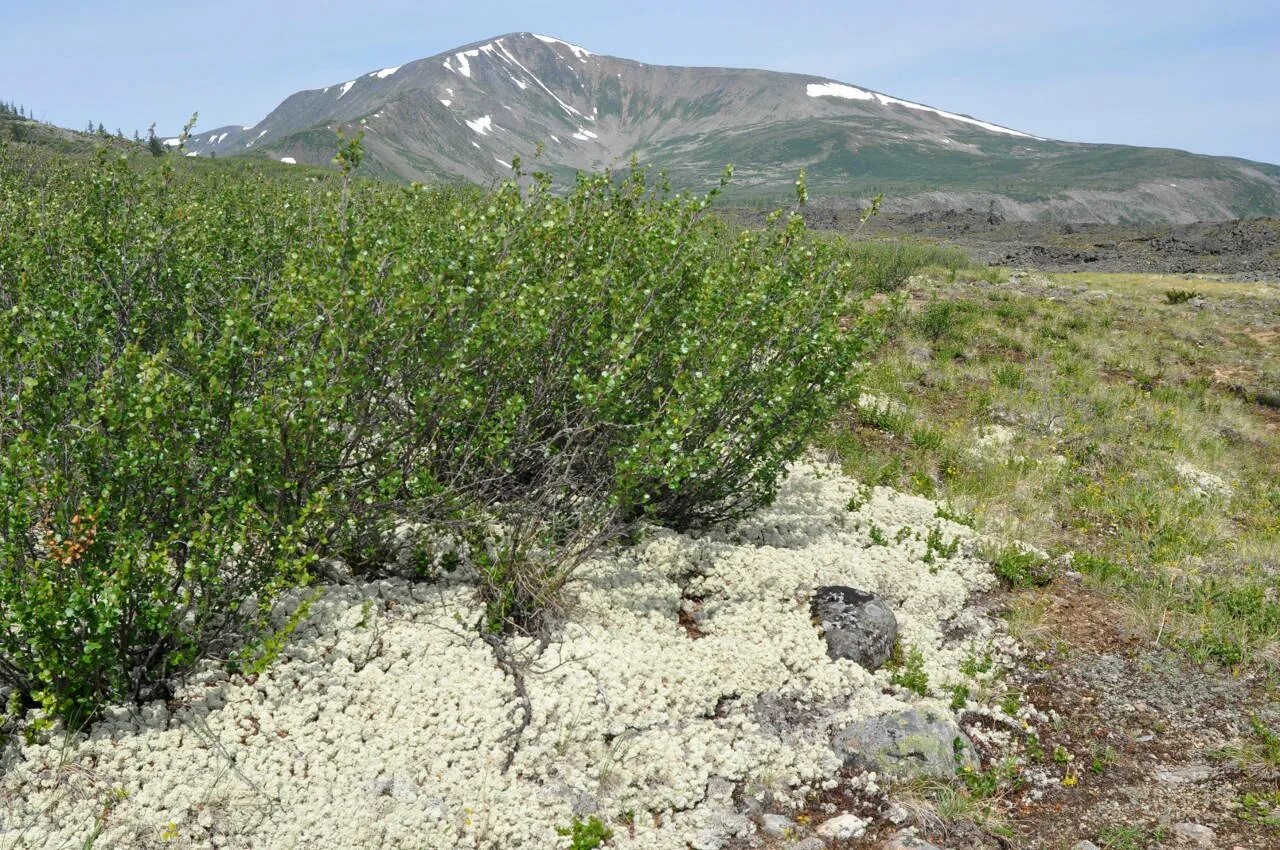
[0,143,888,715]
[842,239,972,293]
[915,299,971,342]
[1164,289,1200,304]
[556,815,613,850]
[889,643,929,695]
[0,150,329,723]
[324,165,884,629]
[989,545,1054,588]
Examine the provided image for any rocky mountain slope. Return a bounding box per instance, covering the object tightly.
[175,32,1280,223]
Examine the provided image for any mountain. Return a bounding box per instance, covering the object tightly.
[176,33,1280,223]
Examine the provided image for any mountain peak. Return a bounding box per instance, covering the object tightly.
[173,34,1280,222]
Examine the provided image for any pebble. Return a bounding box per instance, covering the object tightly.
[884,829,946,850]
[816,813,869,840]
[761,813,796,837]
[1172,822,1216,847]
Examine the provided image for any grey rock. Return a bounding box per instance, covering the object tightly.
[907,346,933,366]
[834,708,975,780]
[316,556,354,583]
[793,839,827,850]
[1071,842,1101,850]
[884,801,913,825]
[884,830,946,850]
[815,813,868,840]
[1172,823,1215,847]
[811,586,898,672]
[1152,764,1213,784]
[761,814,796,837]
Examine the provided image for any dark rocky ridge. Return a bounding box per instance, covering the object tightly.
[729,206,1280,279]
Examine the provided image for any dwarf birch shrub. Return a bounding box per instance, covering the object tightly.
[0,140,886,713]
[0,149,331,722]
[312,164,883,627]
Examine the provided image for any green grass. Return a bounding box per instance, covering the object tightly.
[1096,824,1169,850]
[822,269,1280,668]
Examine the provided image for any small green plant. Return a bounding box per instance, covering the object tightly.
[1164,289,1199,304]
[1249,714,1280,766]
[889,644,929,695]
[1024,731,1045,762]
[960,650,994,677]
[1089,743,1119,774]
[231,587,324,676]
[989,545,1053,588]
[1236,790,1280,826]
[1096,824,1168,850]
[956,751,1023,800]
[868,524,889,547]
[556,815,613,850]
[1052,744,1072,765]
[993,363,1024,389]
[916,300,968,342]
[1218,714,1280,774]
[998,691,1021,717]
[935,502,975,527]
[923,525,959,565]
[949,684,970,710]
[845,485,870,513]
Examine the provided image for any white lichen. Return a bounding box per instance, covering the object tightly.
[0,464,999,849]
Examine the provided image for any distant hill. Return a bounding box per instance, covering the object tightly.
[166,32,1280,223]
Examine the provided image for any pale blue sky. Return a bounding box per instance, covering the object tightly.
[3,1,1277,163]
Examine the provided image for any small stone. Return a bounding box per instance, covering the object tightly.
[884,829,946,850]
[761,813,796,837]
[1152,764,1213,784]
[793,839,827,850]
[1172,823,1216,847]
[1072,842,1101,850]
[811,586,898,672]
[816,813,869,841]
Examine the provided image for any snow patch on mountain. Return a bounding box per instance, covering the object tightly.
[337,80,355,98]
[493,38,583,118]
[531,33,593,61]
[465,115,494,136]
[370,66,401,79]
[807,80,1036,139]
[450,48,482,78]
